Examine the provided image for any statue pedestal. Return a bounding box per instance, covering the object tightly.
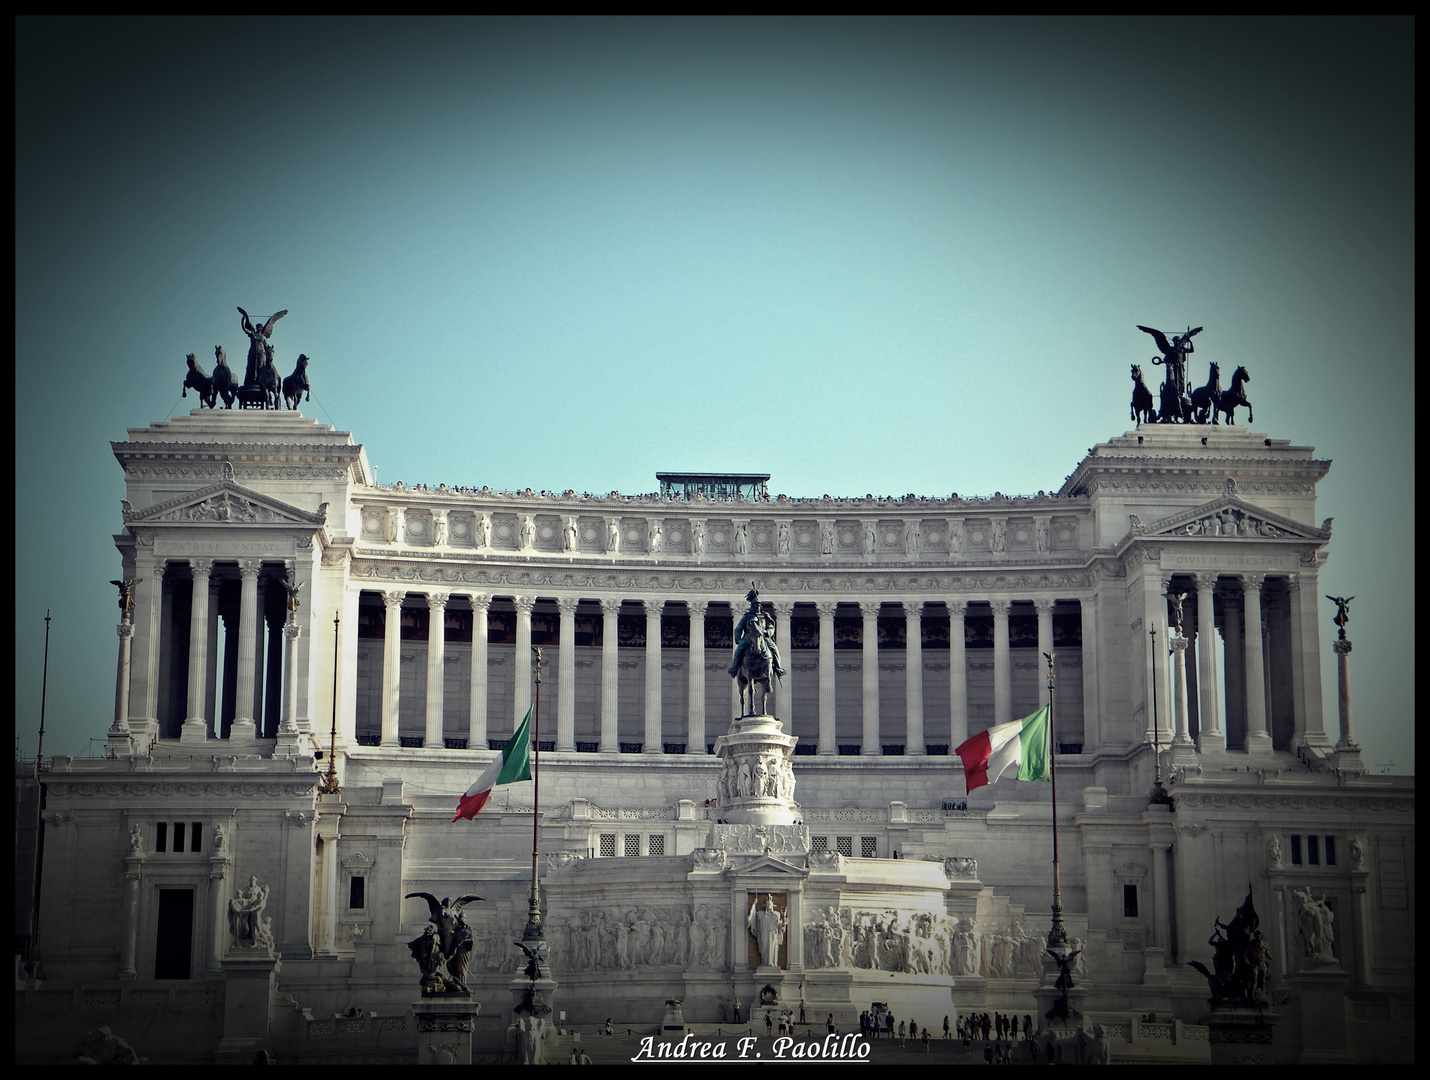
[661,998,688,1037]
[1206,1005,1279,1065]
[1286,963,1352,1062]
[714,714,799,826]
[412,995,480,1066]
[507,977,557,1065]
[213,948,282,1064]
[1032,982,1086,1038]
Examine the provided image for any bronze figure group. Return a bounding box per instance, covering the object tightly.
[1132,325,1252,425]
[178,307,311,411]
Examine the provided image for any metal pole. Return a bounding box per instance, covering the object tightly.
[1150,627,1169,804]
[321,613,341,795]
[28,610,52,976]
[1044,652,1067,953]
[523,646,544,941]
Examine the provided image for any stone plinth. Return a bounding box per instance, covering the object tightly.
[1286,963,1352,1062]
[713,714,799,826]
[1205,1005,1279,1065]
[412,994,480,1065]
[213,948,282,1064]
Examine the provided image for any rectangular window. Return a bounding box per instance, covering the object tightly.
[836,836,853,857]
[624,834,641,857]
[173,822,186,852]
[191,822,202,852]
[349,876,366,910]
[861,837,878,858]
[1123,884,1139,918]
[648,835,665,856]
[599,834,616,858]
[154,889,195,980]
[1324,836,1336,866]
[1290,835,1302,865]
[811,836,829,852]
[1308,835,1320,865]
[156,821,168,853]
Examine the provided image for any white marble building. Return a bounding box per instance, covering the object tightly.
[17,411,1413,1063]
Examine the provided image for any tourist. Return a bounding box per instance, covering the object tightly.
[766,1011,773,1037]
[943,1015,950,1040]
[898,1020,906,1045]
[910,1020,918,1041]
[800,1000,807,1025]
[604,1018,613,1036]
[827,1013,835,1035]
[1023,1015,1032,1040]
[732,997,742,1025]
[922,1026,931,1053]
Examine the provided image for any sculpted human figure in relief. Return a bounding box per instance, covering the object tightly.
[747,894,787,968]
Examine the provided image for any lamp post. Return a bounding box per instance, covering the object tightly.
[319,612,341,796]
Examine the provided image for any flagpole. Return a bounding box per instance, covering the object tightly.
[1043,652,1068,958]
[1149,627,1169,805]
[522,645,543,940]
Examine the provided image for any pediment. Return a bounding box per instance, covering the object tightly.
[1129,496,1328,543]
[123,483,327,528]
[731,853,808,877]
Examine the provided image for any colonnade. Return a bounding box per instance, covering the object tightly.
[356,590,1087,756]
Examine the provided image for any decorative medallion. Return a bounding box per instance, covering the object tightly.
[969,529,986,544]
[495,523,513,539]
[363,514,382,533]
[407,517,427,536]
[626,528,641,543]
[754,530,770,545]
[451,518,469,538]
[712,530,728,544]
[927,529,943,544]
[538,525,555,541]
[581,526,598,542]
[1014,528,1029,543]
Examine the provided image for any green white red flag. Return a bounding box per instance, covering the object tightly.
[452,706,532,821]
[954,704,1051,795]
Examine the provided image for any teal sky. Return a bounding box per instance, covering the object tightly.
[15,18,1413,772]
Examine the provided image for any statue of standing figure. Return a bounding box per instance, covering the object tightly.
[1138,324,1202,400]
[237,308,287,387]
[1292,887,1335,961]
[1326,595,1353,640]
[747,894,787,968]
[228,876,271,949]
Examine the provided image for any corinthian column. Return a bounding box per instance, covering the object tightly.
[1034,599,1054,709]
[469,595,489,749]
[772,601,794,723]
[948,600,968,750]
[381,590,404,747]
[1241,574,1272,755]
[1194,574,1223,751]
[816,601,837,755]
[230,561,261,743]
[514,597,534,726]
[182,559,214,743]
[644,599,664,752]
[425,593,449,748]
[556,597,578,751]
[599,599,620,753]
[120,845,144,979]
[860,601,881,755]
[990,598,1012,727]
[110,621,134,738]
[687,600,708,754]
[903,600,925,755]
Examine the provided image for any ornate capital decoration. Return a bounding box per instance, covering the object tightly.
[988,598,1011,617]
[1239,573,1266,591]
[189,557,214,575]
[117,622,134,639]
[770,600,795,618]
[513,595,536,614]
[237,559,262,577]
[901,599,924,618]
[1033,598,1054,616]
[687,599,709,618]
[1169,636,1188,653]
[556,596,580,615]
[469,593,491,612]
[382,590,406,608]
[643,598,665,617]
[426,592,450,610]
[1333,639,1352,655]
[947,598,968,618]
[815,600,838,618]
[1194,572,1219,591]
[600,597,622,617]
[283,623,300,641]
[859,600,881,619]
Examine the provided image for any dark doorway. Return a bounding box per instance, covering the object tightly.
[154,888,195,980]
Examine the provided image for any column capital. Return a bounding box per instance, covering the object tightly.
[1169,636,1188,654]
[1160,573,1176,593]
[988,598,1011,617]
[1239,572,1266,591]
[901,599,924,617]
[189,556,214,575]
[283,623,300,641]
[556,596,581,614]
[1333,638,1352,655]
[1285,573,1302,593]
[237,558,262,577]
[468,593,491,612]
[426,592,450,609]
[815,600,838,618]
[117,622,135,639]
[686,599,709,618]
[153,558,170,578]
[1193,572,1219,592]
[947,598,968,617]
[858,600,881,619]
[643,598,665,617]
[770,600,795,617]
[513,595,537,614]
[382,590,406,609]
[600,597,623,617]
[1032,598,1055,616]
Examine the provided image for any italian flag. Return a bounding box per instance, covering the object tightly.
[452,706,532,821]
[954,705,1051,795]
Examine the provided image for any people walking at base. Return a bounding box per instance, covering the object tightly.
[732,997,741,1025]
[922,1026,931,1053]
[1023,1015,1032,1040]
[943,1015,951,1040]
[828,1013,836,1035]
[898,1020,906,1045]
[604,1018,613,1036]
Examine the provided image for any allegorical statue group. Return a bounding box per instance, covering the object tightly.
[181,307,310,411]
[1130,324,1252,426]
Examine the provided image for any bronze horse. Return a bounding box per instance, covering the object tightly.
[736,616,775,717]
[282,354,311,411]
[256,343,282,410]
[1130,364,1156,424]
[1216,366,1252,425]
[1158,376,1192,424]
[1190,362,1222,424]
[211,346,237,408]
[181,353,216,408]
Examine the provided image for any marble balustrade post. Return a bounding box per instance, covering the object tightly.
[556,598,578,752]
[1194,574,1223,751]
[644,599,663,752]
[904,600,925,755]
[231,561,261,741]
[991,598,1012,728]
[816,601,837,755]
[514,597,534,728]
[469,595,490,749]
[182,559,214,742]
[1035,599,1054,709]
[381,590,404,747]
[773,601,794,723]
[687,601,708,754]
[599,599,620,752]
[948,600,968,750]
[860,601,881,755]
[1241,575,1272,754]
[425,593,448,747]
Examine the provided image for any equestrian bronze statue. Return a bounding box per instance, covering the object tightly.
[729,586,786,717]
